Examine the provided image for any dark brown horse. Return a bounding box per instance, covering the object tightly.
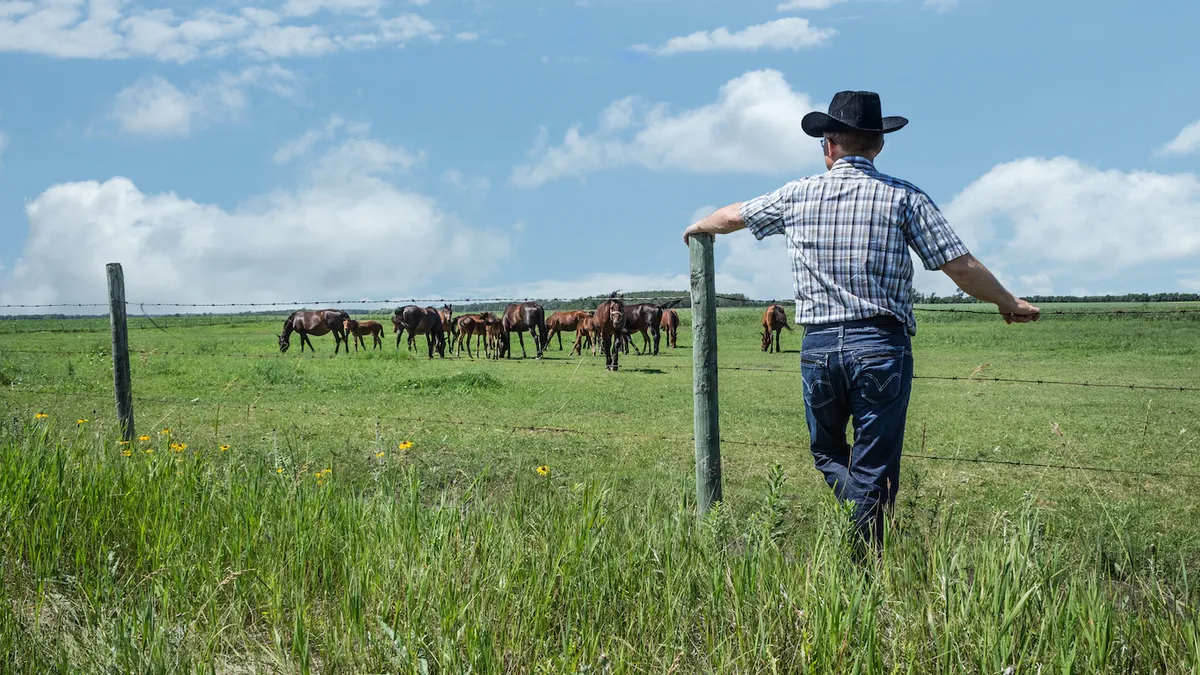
[392,305,446,358]
[546,310,592,351]
[279,309,350,354]
[438,304,454,342]
[570,312,597,356]
[660,309,680,349]
[500,302,548,359]
[594,297,627,371]
[344,318,384,352]
[762,303,793,353]
[621,300,681,356]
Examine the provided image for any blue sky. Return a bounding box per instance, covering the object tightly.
[1,0,1199,309]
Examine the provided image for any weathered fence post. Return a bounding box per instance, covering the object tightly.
[107,263,134,441]
[689,234,722,516]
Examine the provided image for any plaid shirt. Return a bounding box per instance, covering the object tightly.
[739,156,969,335]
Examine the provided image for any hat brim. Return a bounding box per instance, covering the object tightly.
[802,112,909,138]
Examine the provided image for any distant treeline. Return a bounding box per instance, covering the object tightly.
[4,291,1200,322]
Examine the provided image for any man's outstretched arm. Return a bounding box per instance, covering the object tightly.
[683,203,747,244]
[939,254,1041,324]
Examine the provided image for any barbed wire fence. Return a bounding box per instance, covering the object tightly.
[3,261,1199,493]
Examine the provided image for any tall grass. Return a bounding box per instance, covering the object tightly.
[1,420,1197,673]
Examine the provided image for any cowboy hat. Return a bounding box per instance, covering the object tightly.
[802,90,908,137]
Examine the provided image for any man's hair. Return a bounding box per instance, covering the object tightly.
[826,131,884,156]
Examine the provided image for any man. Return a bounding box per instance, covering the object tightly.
[683,91,1040,547]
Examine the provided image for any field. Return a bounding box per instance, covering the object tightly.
[2,303,1199,672]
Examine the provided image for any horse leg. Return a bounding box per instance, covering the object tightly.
[557,330,563,351]
[303,332,315,353]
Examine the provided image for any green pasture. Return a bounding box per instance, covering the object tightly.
[2,304,1199,671]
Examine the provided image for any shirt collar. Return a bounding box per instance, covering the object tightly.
[831,156,877,172]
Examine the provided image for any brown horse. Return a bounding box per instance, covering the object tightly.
[439,304,455,342]
[279,309,350,354]
[593,297,627,371]
[660,309,679,349]
[762,303,793,353]
[570,313,597,356]
[546,310,592,351]
[453,312,494,359]
[393,305,446,358]
[500,302,548,360]
[485,315,506,360]
[344,318,384,352]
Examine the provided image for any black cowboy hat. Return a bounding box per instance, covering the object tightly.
[802,90,908,138]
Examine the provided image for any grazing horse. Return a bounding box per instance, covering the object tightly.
[660,309,680,349]
[279,309,350,354]
[570,313,597,356]
[500,302,548,360]
[593,297,627,371]
[762,303,793,353]
[344,318,384,352]
[393,305,446,358]
[546,310,592,351]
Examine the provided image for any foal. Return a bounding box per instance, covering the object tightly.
[344,318,384,352]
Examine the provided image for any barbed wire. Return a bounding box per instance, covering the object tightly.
[5,388,1197,480]
[4,344,1199,393]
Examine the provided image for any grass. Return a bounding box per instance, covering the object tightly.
[2,303,1200,671]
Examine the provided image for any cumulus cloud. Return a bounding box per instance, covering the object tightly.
[109,66,300,138]
[511,69,823,188]
[0,1,440,63]
[1160,121,1200,157]
[632,18,835,56]
[0,133,510,308]
[273,115,372,163]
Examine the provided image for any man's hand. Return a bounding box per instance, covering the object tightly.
[683,203,748,245]
[998,298,1041,324]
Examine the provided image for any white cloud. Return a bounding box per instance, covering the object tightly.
[1160,121,1200,157]
[110,65,300,138]
[454,31,479,42]
[0,1,440,63]
[923,0,959,12]
[282,0,385,17]
[632,18,834,56]
[777,0,849,10]
[943,157,1200,269]
[511,69,823,188]
[442,169,491,199]
[273,115,370,163]
[0,133,510,308]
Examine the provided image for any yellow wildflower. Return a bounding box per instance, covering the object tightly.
[160,428,170,435]
[138,435,151,442]
[122,449,132,457]
[276,467,283,474]
[76,418,88,425]
[219,444,230,452]
[34,413,49,420]
[118,440,131,446]
[536,465,550,477]
[398,441,413,451]
[376,451,386,458]
[145,448,154,454]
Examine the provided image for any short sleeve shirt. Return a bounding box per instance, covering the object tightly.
[738,156,969,335]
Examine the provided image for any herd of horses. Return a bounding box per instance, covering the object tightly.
[277,298,793,371]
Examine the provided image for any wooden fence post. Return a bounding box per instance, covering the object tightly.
[689,234,722,516]
[107,263,134,441]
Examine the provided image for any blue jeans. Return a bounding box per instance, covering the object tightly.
[800,318,913,546]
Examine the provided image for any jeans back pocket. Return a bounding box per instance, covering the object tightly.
[800,353,836,410]
[855,350,909,404]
